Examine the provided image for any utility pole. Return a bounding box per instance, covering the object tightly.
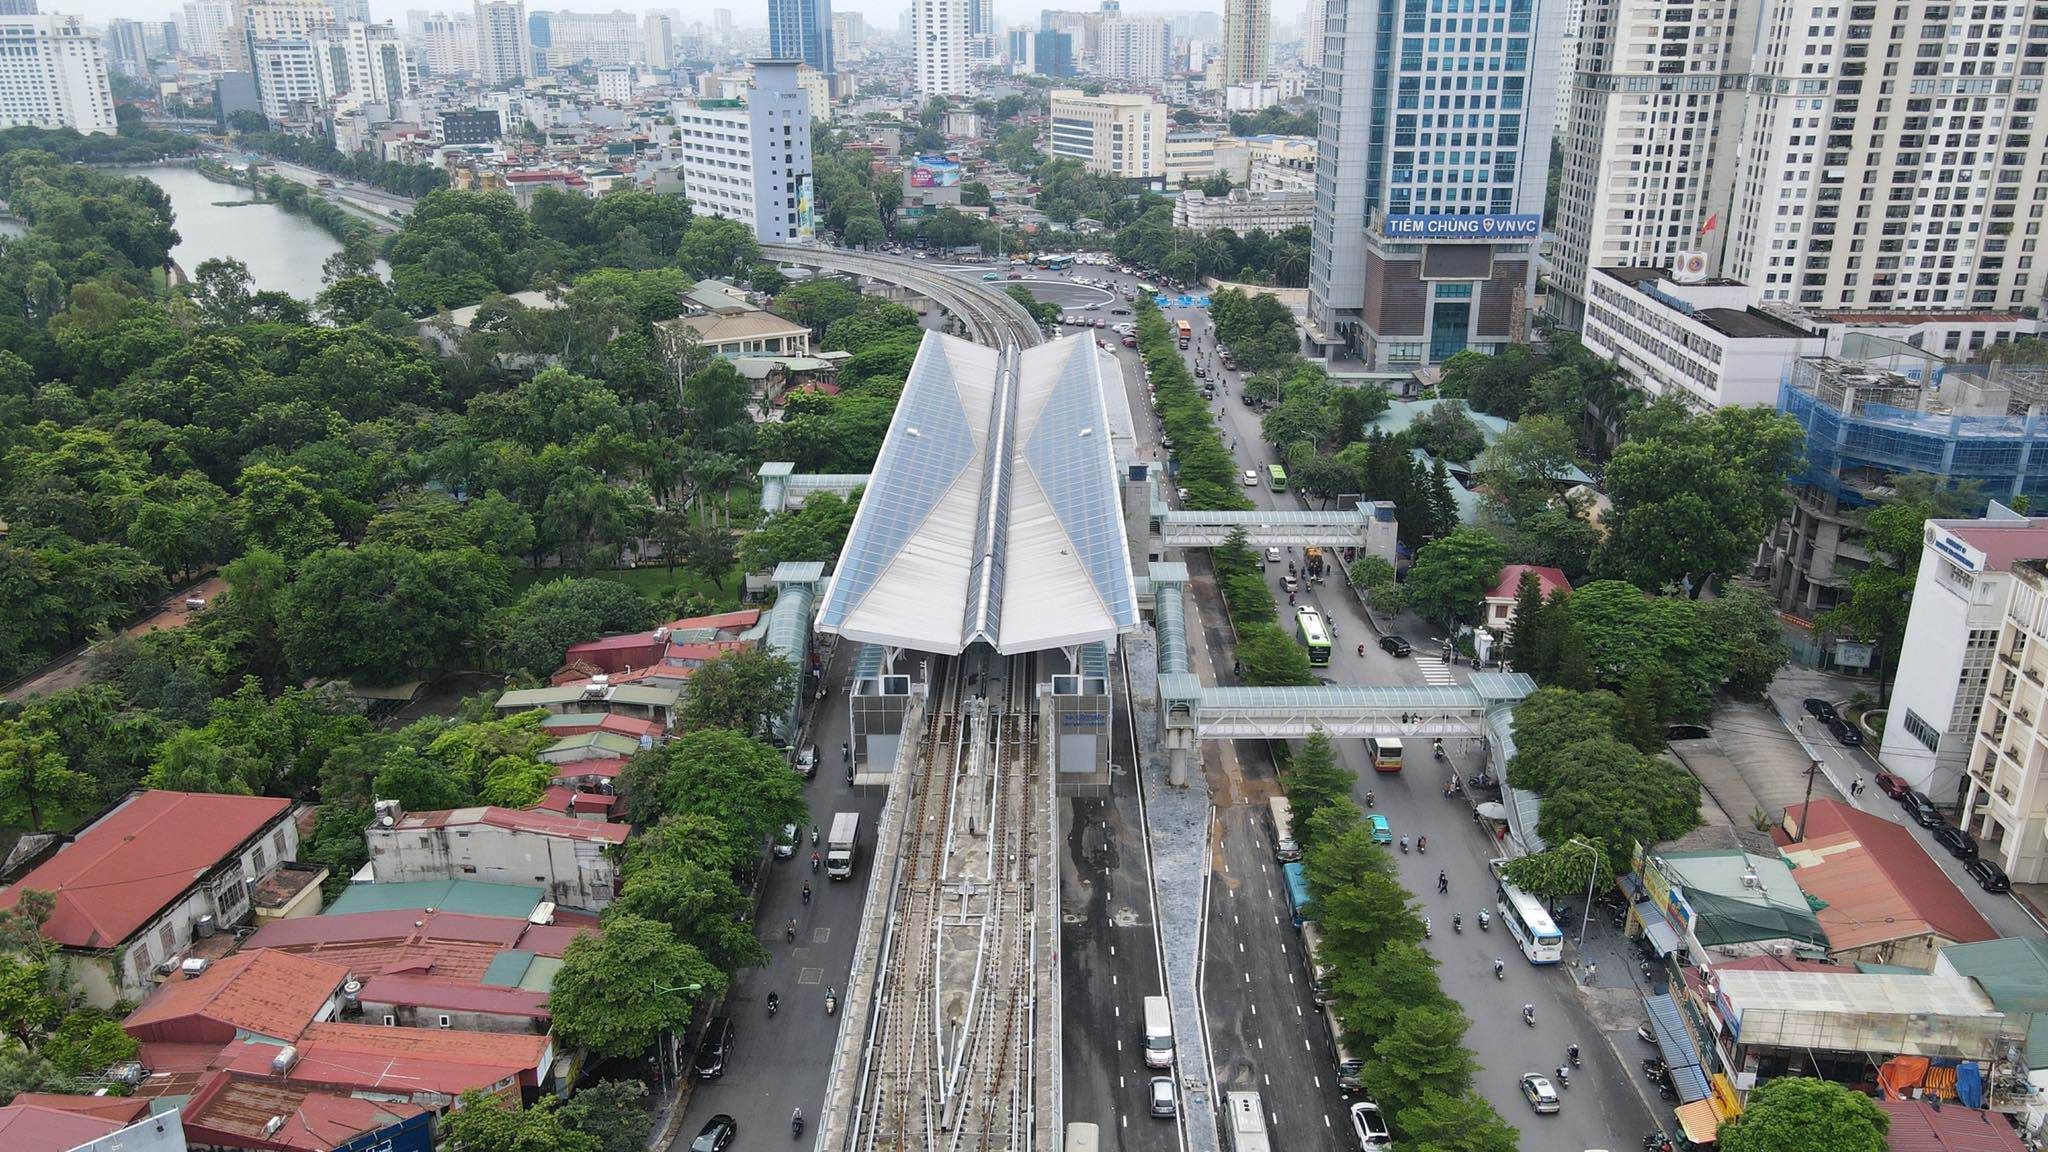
[1792,758,1821,842]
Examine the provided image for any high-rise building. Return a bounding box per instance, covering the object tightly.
[672,58,814,244]
[0,1,38,14]
[314,21,415,110]
[910,0,968,97]
[643,11,672,68]
[967,0,995,60]
[1048,89,1165,178]
[1031,28,1073,77]
[328,0,369,21]
[416,10,477,74]
[104,17,150,74]
[1096,16,1169,81]
[474,0,528,84]
[0,13,114,134]
[180,0,231,57]
[545,10,637,67]
[830,11,863,53]
[1299,0,1323,70]
[596,62,630,100]
[767,0,832,74]
[1221,0,1269,84]
[1005,25,1030,69]
[236,0,335,112]
[1306,0,1562,367]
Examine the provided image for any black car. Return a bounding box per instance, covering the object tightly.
[1827,716,1864,747]
[692,1017,734,1078]
[1803,697,1839,725]
[1966,856,2012,893]
[690,1115,737,1152]
[1933,825,1979,859]
[1380,635,1413,657]
[1904,791,1947,829]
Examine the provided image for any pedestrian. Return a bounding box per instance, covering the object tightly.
[1586,961,1597,983]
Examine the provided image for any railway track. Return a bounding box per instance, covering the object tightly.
[759,244,1044,348]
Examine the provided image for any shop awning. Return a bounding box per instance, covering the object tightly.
[1644,993,1712,1103]
[1676,1099,1721,1144]
[1635,902,1683,957]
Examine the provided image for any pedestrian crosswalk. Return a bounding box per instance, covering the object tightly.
[1414,655,1458,687]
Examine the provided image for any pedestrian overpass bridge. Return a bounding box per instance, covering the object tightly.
[1152,501,1401,552]
[758,463,868,513]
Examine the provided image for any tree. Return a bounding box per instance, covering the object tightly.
[280,544,509,683]
[1281,730,1356,851]
[0,725,92,832]
[143,728,259,795]
[611,820,766,972]
[1236,622,1315,687]
[1534,736,1701,869]
[1499,571,1551,671]
[1326,939,1446,1039]
[1560,581,1734,717]
[743,492,860,572]
[1365,1004,1477,1116]
[440,1092,600,1152]
[656,728,808,859]
[679,648,800,737]
[494,577,657,680]
[547,916,724,1060]
[1403,528,1507,630]
[1302,806,1423,962]
[1700,586,1791,700]
[1505,687,1621,793]
[1718,1077,1887,1152]
[1408,401,1488,463]
[556,1080,652,1152]
[1498,839,1614,904]
[1474,413,1580,524]
[1394,1090,1520,1152]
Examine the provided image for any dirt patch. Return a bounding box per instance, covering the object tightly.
[6,577,227,701]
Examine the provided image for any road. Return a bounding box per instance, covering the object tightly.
[667,640,888,1149]
[6,576,225,701]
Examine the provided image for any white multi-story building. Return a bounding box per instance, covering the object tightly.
[251,38,319,120]
[1300,0,1323,69]
[1173,188,1316,233]
[313,21,414,112]
[796,61,831,122]
[643,12,672,68]
[0,13,114,134]
[473,0,527,84]
[415,10,476,75]
[1222,0,1270,84]
[1888,511,2048,810]
[104,17,149,75]
[1963,551,2048,883]
[234,0,333,70]
[546,9,637,68]
[180,0,233,58]
[910,0,968,97]
[1049,88,1166,179]
[1546,0,1748,328]
[673,59,814,244]
[596,62,631,101]
[1580,267,1821,410]
[1097,15,1170,81]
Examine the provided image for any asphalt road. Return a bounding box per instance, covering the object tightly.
[668,641,889,1149]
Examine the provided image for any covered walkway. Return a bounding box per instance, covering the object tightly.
[1154,503,1400,552]
[758,463,869,513]
[1155,672,1537,740]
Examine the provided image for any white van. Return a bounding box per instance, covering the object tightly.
[1142,995,1174,1069]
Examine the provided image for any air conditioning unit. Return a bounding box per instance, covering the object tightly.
[180,957,211,978]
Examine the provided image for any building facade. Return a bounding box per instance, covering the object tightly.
[1049,88,1165,179]
[767,0,832,74]
[1966,559,2048,882]
[473,0,528,85]
[1580,267,1822,410]
[1031,27,1074,77]
[104,17,150,74]
[543,9,636,68]
[1300,0,1324,68]
[911,0,969,96]
[181,0,234,58]
[1096,15,1170,80]
[0,13,114,134]
[1222,0,1270,83]
[643,11,672,68]
[1164,130,1216,183]
[416,10,477,74]
[672,59,814,244]
[314,21,414,112]
[1173,188,1315,232]
[364,804,626,912]
[1306,0,1563,367]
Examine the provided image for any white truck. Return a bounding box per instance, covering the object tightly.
[826,811,861,880]
[1142,995,1174,1069]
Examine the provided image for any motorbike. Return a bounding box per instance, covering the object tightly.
[811,825,821,847]
[1644,1058,1671,1081]
[1644,1134,1674,1152]
[792,1111,805,1139]
[1423,917,1432,938]
[1478,909,1491,931]
[802,883,812,904]
[785,919,797,942]
[1523,1006,1536,1028]
[824,990,838,1016]
[1433,739,1445,762]
[1399,836,1410,854]
[1418,836,1427,854]
[1364,791,1375,808]
[810,853,821,874]
[1453,914,1463,934]
[1468,771,1497,790]
[1556,1067,1570,1089]
[1493,958,1504,980]
[767,992,780,1017]
[1568,1044,1581,1067]
[1637,1024,1658,1045]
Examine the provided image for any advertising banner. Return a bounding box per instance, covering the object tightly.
[1384,213,1542,240]
[910,155,962,188]
[796,174,815,241]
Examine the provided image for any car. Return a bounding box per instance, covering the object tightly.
[1933,824,1979,859]
[1112,307,1131,315]
[981,272,1002,281]
[1244,469,1260,486]
[1520,1074,1561,1114]
[1827,716,1864,747]
[1265,547,1282,564]
[690,1115,737,1152]
[773,823,798,859]
[1085,302,1102,311]
[1368,814,1392,844]
[794,746,817,779]
[1875,769,1911,799]
[1966,856,2012,892]
[1803,697,1839,724]
[1195,365,1207,377]
[1282,575,1299,594]
[1149,1076,1177,1117]
[1380,635,1413,657]
[692,1017,734,1078]
[1905,790,1947,828]
[1348,1101,1392,1148]
[1006,272,1023,279]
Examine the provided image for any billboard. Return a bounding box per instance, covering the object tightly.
[910,154,962,188]
[796,174,815,241]
[1384,214,1541,241]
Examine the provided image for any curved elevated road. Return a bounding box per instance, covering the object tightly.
[761,244,1044,347]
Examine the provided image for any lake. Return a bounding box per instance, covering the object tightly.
[110,164,380,300]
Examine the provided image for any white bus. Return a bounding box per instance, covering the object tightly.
[1497,878,1565,964]
[1268,795,1301,862]
[1225,1092,1270,1152]
[1064,1122,1099,1152]
[1299,920,1334,1005]
[1323,1007,1365,1091]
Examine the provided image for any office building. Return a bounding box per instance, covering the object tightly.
[1300,0,1323,68]
[545,10,637,68]
[234,0,333,80]
[1964,554,2048,883]
[911,0,968,97]
[0,13,113,133]
[832,11,864,53]
[1173,188,1315,233]
[416,10,477,74]
[1164,130,1216,184]
[673,59,814,244]
[768,0,832,74]
[314,21,414,110]
[796,62,831,122]
[966,0,995,61]
[1546,0,1747,328]
[329,0,369,21]
[1580,267,1821,411]
[1006,25,1030,69]
[474,0,527,84]
[596,62,630,101]
[104,17,149,74]
[644,12,672,68]
[440,107,499,143]
[0,0,35,12]
[1049,88,1165,179]
[1222,0,1270,84]
[1305,0,1562,367]
[1031,28,1073,77]
[1096,15,1169,81]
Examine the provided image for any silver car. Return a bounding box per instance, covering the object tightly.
[1521,1073,1561,1114]
[1148,1076,1176,1117]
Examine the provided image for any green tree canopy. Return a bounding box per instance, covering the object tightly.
[1403,528,1507,629]
[1718,1077,1888,1152]
[547,915,725,1060]
[654,728,808,860]
[678,647,800,737]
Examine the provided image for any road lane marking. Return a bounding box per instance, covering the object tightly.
[1250,1003,1257,1016]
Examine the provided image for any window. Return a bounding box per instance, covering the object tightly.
[384,1015,397,1026]
[1903,707,1942,751]
[438,1015,452,1029]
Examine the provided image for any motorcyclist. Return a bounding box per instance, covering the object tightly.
[1364,790,1375,808]
[1493,957,1505,978]
[1437,870,1448,893]
[1524,1004,1536,1025]
[767,991,780,1015]
[1453,913,1463,932]
[1399,835,1409,853]
[1357,643,1366,657]
[1568,1043,1581,1066]
[802,882,812,903]
[1478,908,1491,929]
[1418,835,1428,853]
[792,1108,804,1135]
[785,918,797,940]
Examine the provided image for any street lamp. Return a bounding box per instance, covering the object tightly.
[1559,837,1603,954]
[652,981,706,1095]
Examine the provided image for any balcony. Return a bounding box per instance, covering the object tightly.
[2026,665,2045,687]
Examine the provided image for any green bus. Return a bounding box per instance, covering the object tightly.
[1267,464,1289,491]
[1295,607,1332,666]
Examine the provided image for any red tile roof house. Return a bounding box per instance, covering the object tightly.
[0,791,305,1007]
[1483,564,1572,633]
[0,1101,185,1152]
[180,1072,430,1152]
[123,950,348,1046]
[1779,799,1998,969]
[364,803,628,912]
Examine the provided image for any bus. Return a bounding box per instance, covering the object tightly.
[1268,795,1301,862]
[1322,1009,1365,1091]
[1036,255,1071,271]
[1365,736,1404,773]
[1138,282,1158,297]
[1176,319,1192,348]
[1064,1122,1099,1152]
[1226,1092,1270,1152]
[1299,920,1334,1005]
[1282,860,1312,927]
[1295,608,1333,667]
[1267,464,1288,490]
[1497,877,1565,964]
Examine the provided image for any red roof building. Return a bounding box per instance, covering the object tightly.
[242,908,588,980]
[1779,800,1997,967]
[182,1072,429,1152]
[0,1105,134,1152]
[1483,565,1572,632]
[1879,1098,2026,1151]
[4,1095,152,1125]
[0,790,301,1006]
[213,1039,528,1106]
[299,1021,551,1088]
[123,950,348,1045]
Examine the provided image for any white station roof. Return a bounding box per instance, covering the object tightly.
[815,330,1138,654]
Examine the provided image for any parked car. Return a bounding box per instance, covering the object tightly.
[692,1018,735,1079]
[1933,824,1979,859]
[774,824,797,860]
[1380,635,1413,657]
[1149,1076,1177,1117]
[690,1116,737,1152]
[1803,697,1839,724]
[1520,1074,1561,1115]
[1112,307,1131,315]
[794,746,817,779]
[1904,791,1947,829]
[1966,856,2012,893]
[1874,769,1911,799]
[1348,1101,1393,1148]
[1827,716,1864,747]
